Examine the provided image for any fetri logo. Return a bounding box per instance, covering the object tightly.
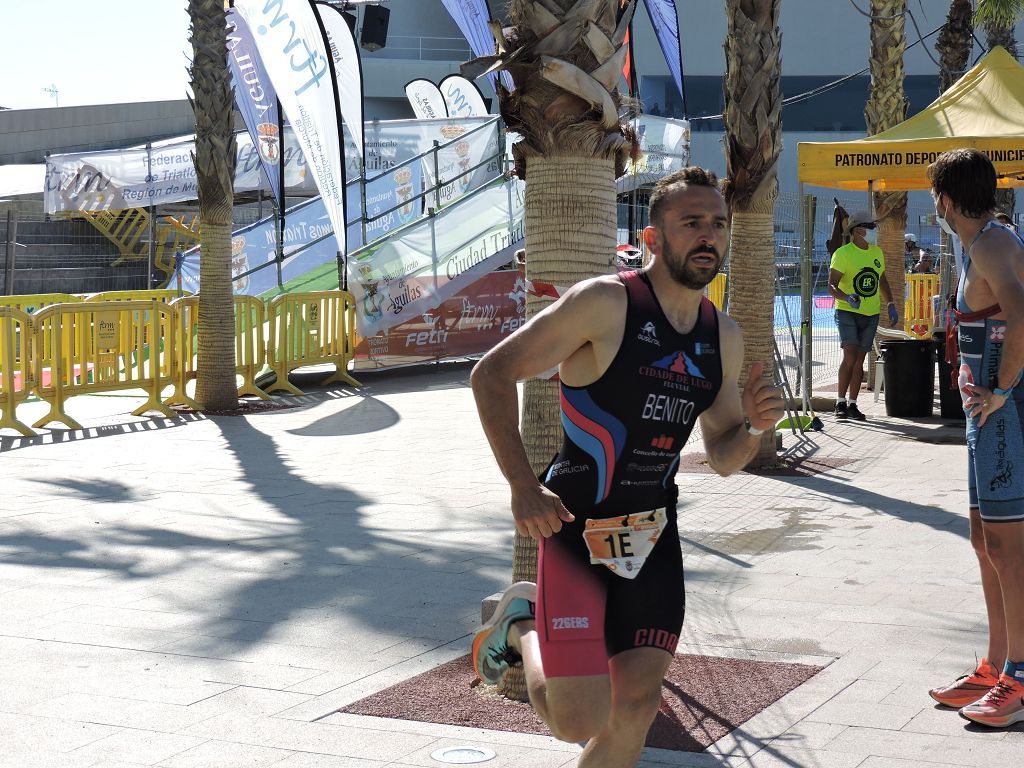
[651,435,674,450]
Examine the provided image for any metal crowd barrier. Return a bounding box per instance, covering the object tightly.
[266,290,361,395]
[0,293,82,314]
[32,300,177,430]
[0,290,361,434]
[85,289,189,304]
[904,273,942,338]
[0,307,36,436]
[167,295,269,405]
[705,273,728,311]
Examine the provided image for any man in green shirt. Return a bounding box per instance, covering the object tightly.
[828,210,899,421]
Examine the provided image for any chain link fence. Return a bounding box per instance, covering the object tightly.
[1,198,272,296]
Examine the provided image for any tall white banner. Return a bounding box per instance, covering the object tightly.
[235,0,346,257]
[405,79,447,120]
[439,74,488,118]
[314,2,364,160]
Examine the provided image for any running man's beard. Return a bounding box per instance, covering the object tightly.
[664,245,721,289]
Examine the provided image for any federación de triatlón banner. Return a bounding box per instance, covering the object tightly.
[226,8,284,207]
[235,0,347,258]
[643,0,684,100]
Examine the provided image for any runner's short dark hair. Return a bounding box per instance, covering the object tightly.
[927,149,997,218]
[649,167,721,229]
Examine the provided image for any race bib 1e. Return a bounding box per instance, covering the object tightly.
[582,508,667,580]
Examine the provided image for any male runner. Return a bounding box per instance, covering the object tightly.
[924,149,1024,728]
[470,167,783,766]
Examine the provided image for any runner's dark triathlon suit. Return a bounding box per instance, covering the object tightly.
[956,221,1024,522]
[538,269,723,677]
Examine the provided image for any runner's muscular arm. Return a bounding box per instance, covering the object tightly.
[963,237,1024,425]
[470,277,624,539]
[697,315,784,476]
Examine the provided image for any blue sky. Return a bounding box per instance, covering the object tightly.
[1,3,192,109]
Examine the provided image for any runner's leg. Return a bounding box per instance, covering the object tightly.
[981,519,1024,663]
[577,647,672,768]
[972,509,1008,671]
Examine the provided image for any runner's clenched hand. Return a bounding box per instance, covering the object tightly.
[741,361,785,432]
[511,484,575,540]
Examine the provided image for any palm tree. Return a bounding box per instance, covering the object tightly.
[470,0,638,699]
[976,0,1022,216]
[189,0,239,410]
[722,0,782,467]
[936,0,974,93]
[865,1,908,330]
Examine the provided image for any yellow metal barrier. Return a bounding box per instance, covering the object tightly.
[32,300,177,429]
[705,273,727,310]
[266,290,360,395]
[165,295,200,410]
[168,295,269,405]
[85,289,189,304]
[904,273,942,339]
[0,293,82,314]
[234,295,270,400]
[0,307,36,436]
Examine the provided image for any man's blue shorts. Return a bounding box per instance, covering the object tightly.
[835,309,879,352]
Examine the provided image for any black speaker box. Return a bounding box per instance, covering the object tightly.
[341,12,356,35]
[360,5,390,52]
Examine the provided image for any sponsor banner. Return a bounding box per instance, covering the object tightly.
[227,8,284,205]
[405,79,448,119]
[348,175,524,337]
[353,269,526,371]
[235,0,347,258]
[315,2,364,159]
[630,114,690,174]
[439,0,514,91]
[643,0,684,100]
[439,74,488,118]
[426,119,501,208]
[44,129,314,214]
[180,162,423,295]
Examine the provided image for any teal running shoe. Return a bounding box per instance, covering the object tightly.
[472,581,536,685]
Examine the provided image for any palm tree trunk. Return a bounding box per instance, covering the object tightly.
[986,21,1018,216]
[503,155,617,700]
[723,0,783,466]
[190,0,238,410]
[866,1,908,328]
[936,0,974,92]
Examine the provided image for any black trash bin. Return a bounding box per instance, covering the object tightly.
[881,339,936,417]
[936,344,966,420]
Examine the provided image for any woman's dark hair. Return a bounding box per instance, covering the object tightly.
[927,149,997,218]
[648,167,721,229]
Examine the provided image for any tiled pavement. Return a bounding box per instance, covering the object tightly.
[1,364,1019,767]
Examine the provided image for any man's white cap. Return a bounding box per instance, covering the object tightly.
[905,233,916,242]
[844,210,875,233]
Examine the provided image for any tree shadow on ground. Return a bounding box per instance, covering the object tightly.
[0,363,511,699]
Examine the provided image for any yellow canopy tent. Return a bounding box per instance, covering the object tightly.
[798,46,1024,191]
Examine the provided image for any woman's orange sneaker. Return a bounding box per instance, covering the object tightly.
[928,658,999,707]
[959,674,1024,727]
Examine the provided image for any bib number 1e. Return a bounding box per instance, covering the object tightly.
[583,509,667,580]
